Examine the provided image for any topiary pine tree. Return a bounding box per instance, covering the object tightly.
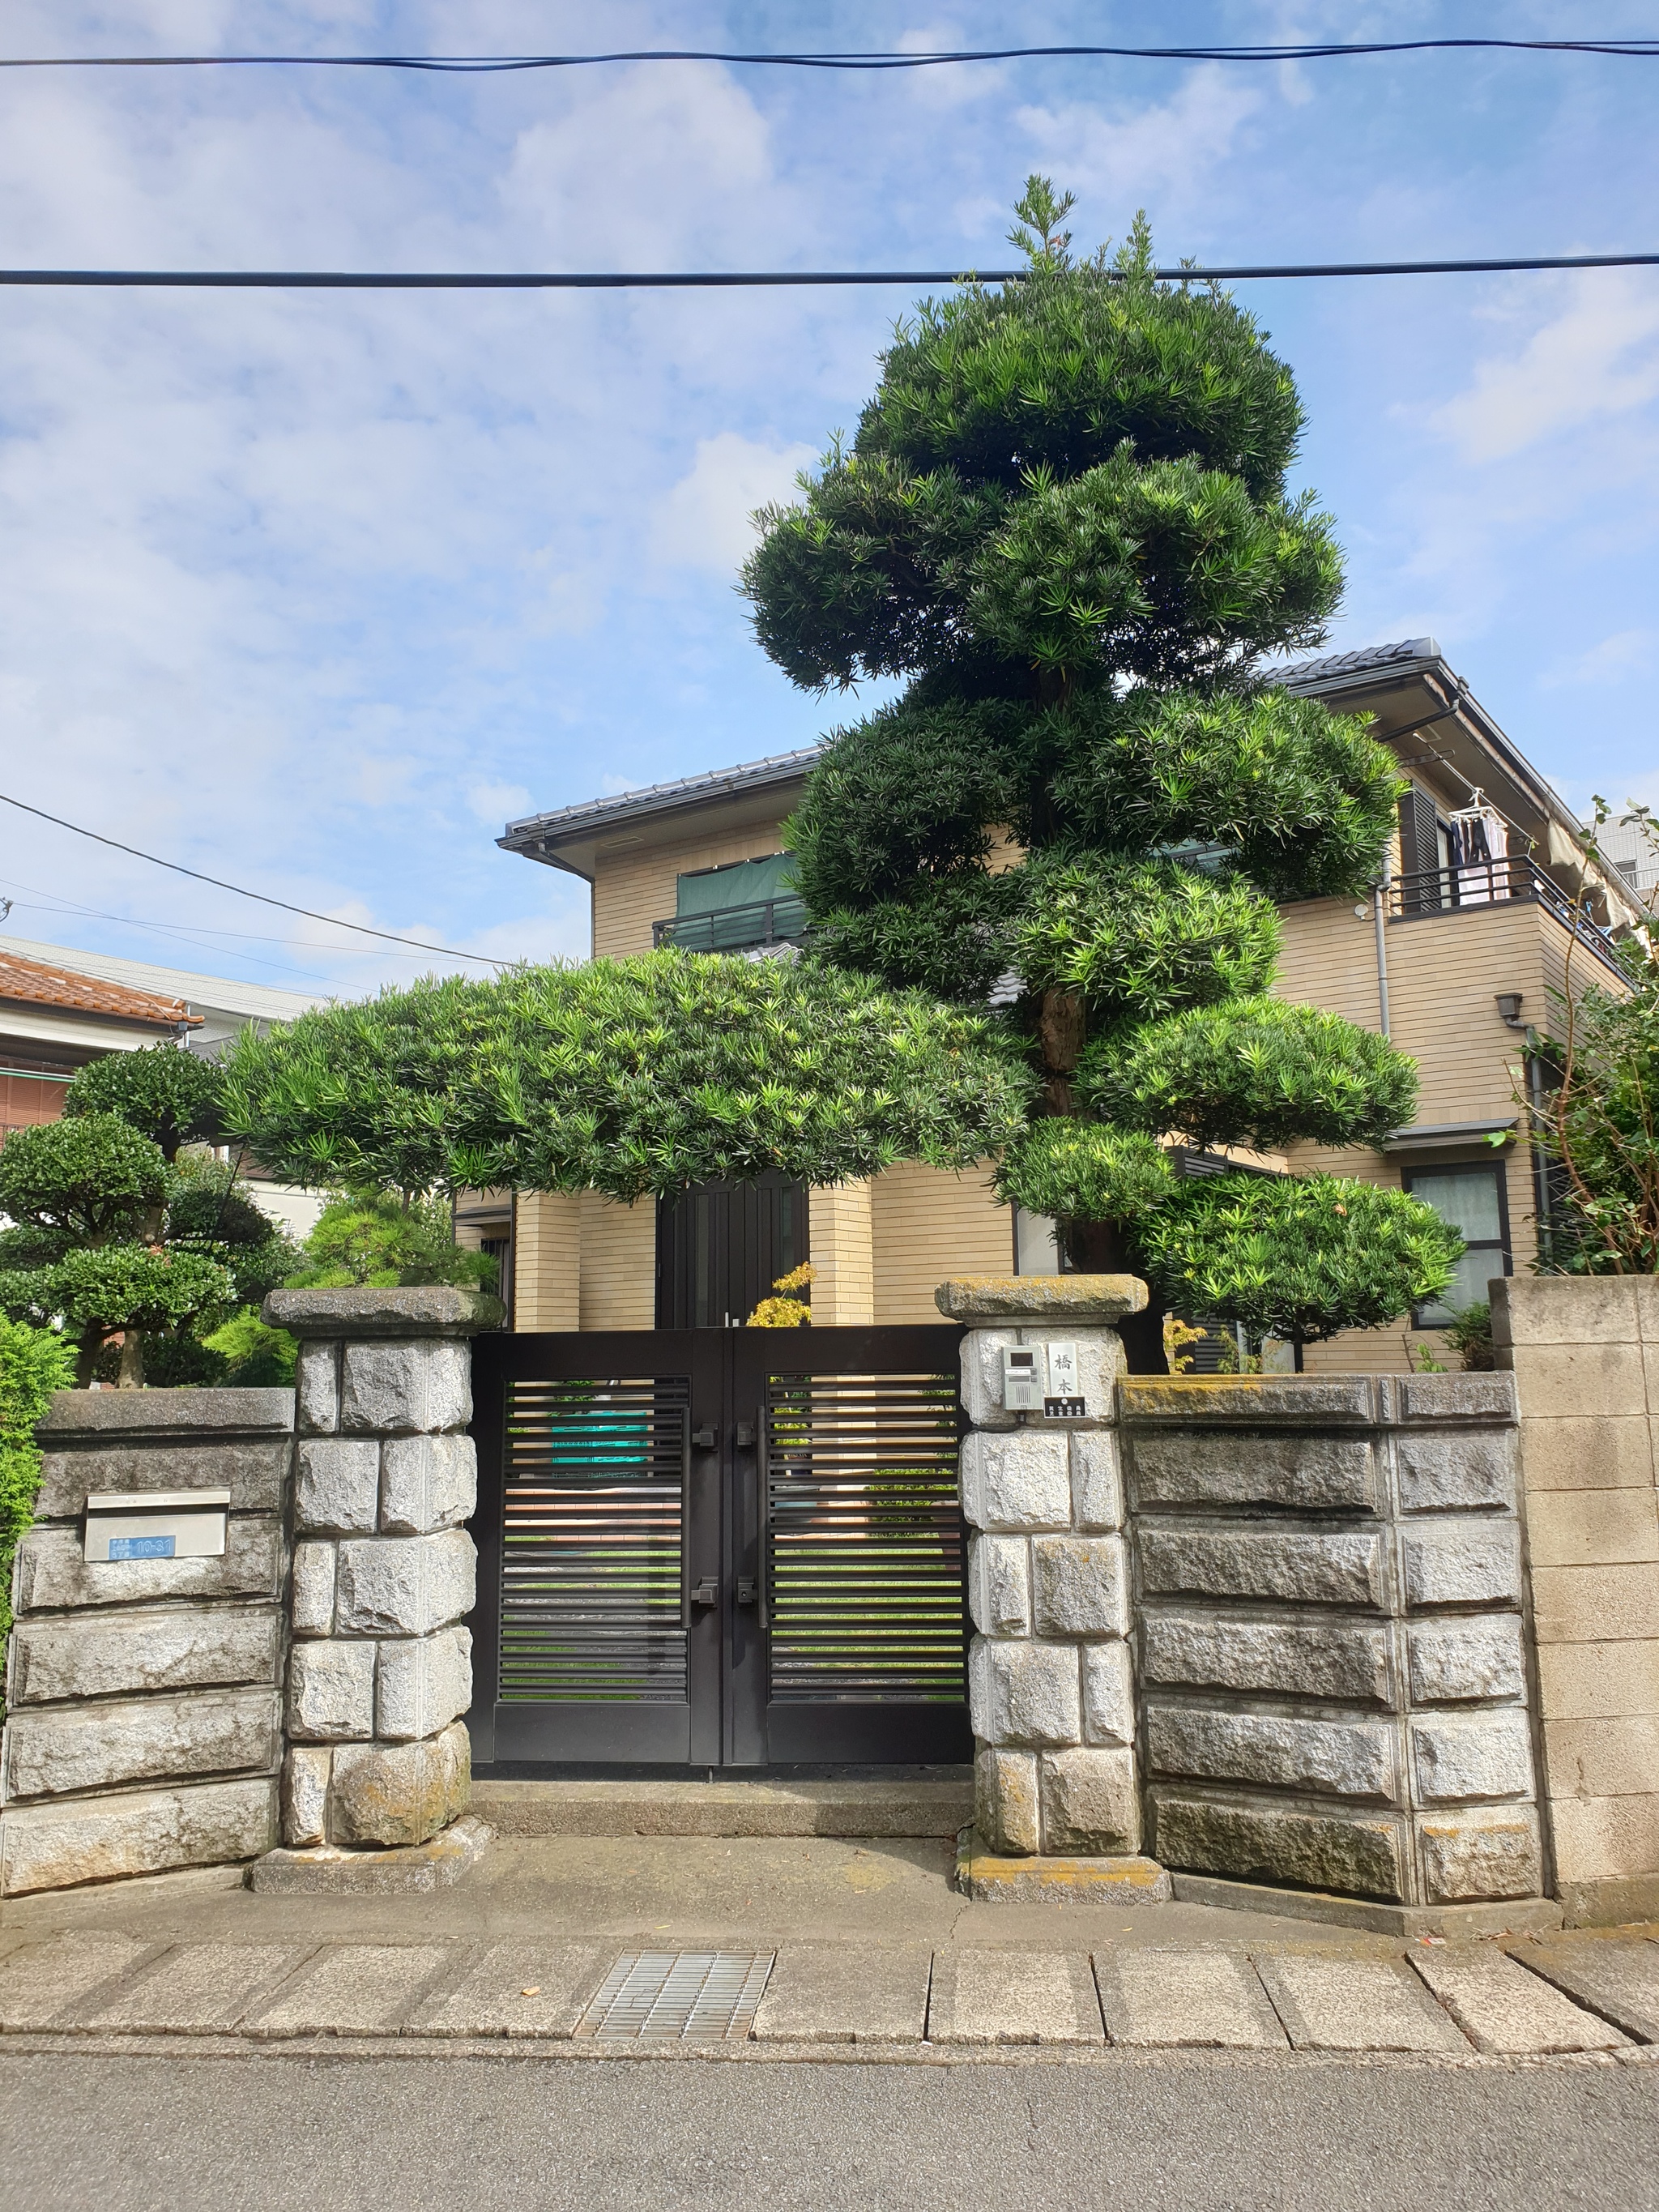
[743,179,1459,1360]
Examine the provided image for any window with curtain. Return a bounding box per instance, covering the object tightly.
[1405,1164,1510,1326]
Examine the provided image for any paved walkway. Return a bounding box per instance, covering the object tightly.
[2,1835,1656,2062]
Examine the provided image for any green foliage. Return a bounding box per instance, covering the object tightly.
[0,1112,168,1243]
[0,1314,74,1683]
[289,1193,498,1291]
[200,1306,299,1386]
[1045,685,1402,902]
[739,181,1422,1355]
[1140,1176,1463,1347]
[1079,996,1418,1153]
[48,1245,234,1334]
[1534,967,1659,1275]
[994,1119,1174,1225]
[1012,856,1281,1022]
[222,952,1036,1202]
[63,1045,224,1161]
[1444,1300,1496,1372]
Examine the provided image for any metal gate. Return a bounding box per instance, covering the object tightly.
[467,1326,970,1770]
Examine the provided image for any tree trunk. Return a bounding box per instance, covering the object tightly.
[1066,1218,1168,1376]
[117,1328,145,1390]
[74,1332,104,1390]
[1038,988,1086,1115]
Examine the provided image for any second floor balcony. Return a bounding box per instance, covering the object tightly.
[1387,856,1630,982]
[651,894,811,954]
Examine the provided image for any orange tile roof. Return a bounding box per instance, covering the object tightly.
[0,947,201,1030]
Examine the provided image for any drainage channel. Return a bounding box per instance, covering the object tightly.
[574,1953,775,2043]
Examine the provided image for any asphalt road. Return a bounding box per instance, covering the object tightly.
[2,2051,1656,2212]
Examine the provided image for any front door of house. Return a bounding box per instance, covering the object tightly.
[655,1172,808,1329]
[467,1326,970,1770]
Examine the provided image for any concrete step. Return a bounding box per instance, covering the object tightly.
[470,1777,973,1839]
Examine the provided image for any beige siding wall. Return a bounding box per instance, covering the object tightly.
[871,1164,1012,1325]
[578,1192,655,1329]
[808,1181,875,1326]
[512,1190,581,1331]
[592,818,791,959]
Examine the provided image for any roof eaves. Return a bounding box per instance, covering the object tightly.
[499,745,823,858]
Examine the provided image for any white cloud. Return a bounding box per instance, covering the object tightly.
[1014,65,1262,229]
[1540,629,1657,688]
[652,431,817,575]
[895,23,1011,108]
[467,780,534,826]
[1434,272,1659,463]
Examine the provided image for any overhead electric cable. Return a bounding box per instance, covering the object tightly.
[2,41,1657,70]
[0,790,504,967]
[0,254,1655,288]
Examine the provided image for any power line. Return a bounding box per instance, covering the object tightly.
[0,254,1656,288]
[0,41,1656,70]
[0,790,504,967]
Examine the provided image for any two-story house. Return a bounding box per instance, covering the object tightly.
[489,638,1640,1371]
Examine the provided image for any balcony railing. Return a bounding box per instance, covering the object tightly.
[1387,856,1628,977]
[651,895,811,954]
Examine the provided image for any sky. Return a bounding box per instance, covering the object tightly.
[1,1,1657,1001]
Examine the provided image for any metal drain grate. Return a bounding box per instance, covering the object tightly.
[575,1952,774,2042]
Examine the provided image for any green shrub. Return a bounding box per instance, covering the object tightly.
[0,1315,75,1693]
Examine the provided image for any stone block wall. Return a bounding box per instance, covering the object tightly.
[949,1280,1141,1857]
[268,1289,485,1851]
[0,1390,290,1897]
[1122,1373,1544,1909]
[1494,1276,1659,1923]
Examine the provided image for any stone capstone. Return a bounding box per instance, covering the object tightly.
[1153,1792,1406,1902]
[339,1339,471,1437]
[1120,1376,1378,1426]
[286,1639,375,1742]
[970,1638,1081,1749]
[1137,1526,1385,1611]
[1030,1535,1129,1639]
[329,1719,471,1848]
[295,1438,381,1535]
[2,1687,280,1801]
[334,1527,476,1638]
[1145,1704,1399,1804]
[1040,1745,1139,1855]
[1141,1611,1393,1706]
[375,1628,473,1742]
[266,1285,503,1339]
[936,1275,1147,1322]
[6,1604,280,1705]
[380,1433,477,1535]
[960,1428,1073,1532]
[0,1778,279,1898]
[35,1388,293,1440]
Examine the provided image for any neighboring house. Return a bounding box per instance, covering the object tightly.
[1589,813,1659,902]
[0,936,329,1239]
[495,638,1642,1370]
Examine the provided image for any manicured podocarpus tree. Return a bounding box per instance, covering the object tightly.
[742,178,1459,1362]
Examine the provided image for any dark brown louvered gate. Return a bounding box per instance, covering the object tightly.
[467,1326,970,1770]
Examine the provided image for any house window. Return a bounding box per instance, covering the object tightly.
[1404,1164,1511,1326]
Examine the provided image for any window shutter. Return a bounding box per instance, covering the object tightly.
[1397,788,1442,914]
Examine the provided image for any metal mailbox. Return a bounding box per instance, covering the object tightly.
[84,1488,230,1563]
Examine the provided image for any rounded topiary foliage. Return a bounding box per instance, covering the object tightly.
[64,1044,224,1162]
[742,177,1435,1360]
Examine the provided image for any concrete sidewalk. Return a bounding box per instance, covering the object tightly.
[2,1833,1656,2061]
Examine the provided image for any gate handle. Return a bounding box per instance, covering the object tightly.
[689,1577,719,1608]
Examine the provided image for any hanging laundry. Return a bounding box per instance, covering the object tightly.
[1447,796,1509,905]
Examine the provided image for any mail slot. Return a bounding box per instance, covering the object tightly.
[84,1488,230,1563]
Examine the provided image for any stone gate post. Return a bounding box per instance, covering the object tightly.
[937,1274,1171,1902]
[257,1286,501,1883]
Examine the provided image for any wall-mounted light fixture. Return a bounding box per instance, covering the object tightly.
[1495,992,1526,1030]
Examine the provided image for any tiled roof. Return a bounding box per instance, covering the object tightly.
[501,640,1448,852]
[0,946,200,1029]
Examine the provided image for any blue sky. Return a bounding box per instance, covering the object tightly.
[2,2,1657,998]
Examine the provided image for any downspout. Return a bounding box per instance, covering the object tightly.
[1372,847,1392,1040]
